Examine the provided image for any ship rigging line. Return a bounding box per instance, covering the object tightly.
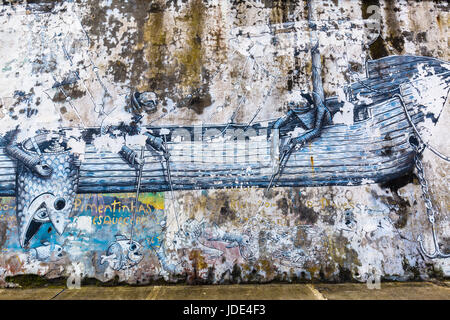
[162,135,181,233]
[207,56,254,141]
[129,146,145,243]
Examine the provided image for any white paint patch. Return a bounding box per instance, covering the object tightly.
[73,216,93,233]
[92,134,125,153]
[125,134,147,147]
[333,88,355,125]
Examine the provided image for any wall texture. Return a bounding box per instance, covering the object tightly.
[0,0,449,286]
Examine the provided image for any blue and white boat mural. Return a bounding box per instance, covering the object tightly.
[0,54,449,254]
[0,1,449,287]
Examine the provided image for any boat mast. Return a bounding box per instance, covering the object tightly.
[307,0,325,107]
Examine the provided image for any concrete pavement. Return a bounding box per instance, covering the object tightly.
[0,282,448,300]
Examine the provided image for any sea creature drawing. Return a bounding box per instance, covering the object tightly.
[100,235,143,270]
[172,218,259,261]
[6,133,80,248]
[28,241,64,262]
[154,244,180,274]
[242,215,308,266]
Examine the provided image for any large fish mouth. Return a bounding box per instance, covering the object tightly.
[129,251,143,264]
[12,133,80,249]
[127,242,143,263]
[20,193,69,248]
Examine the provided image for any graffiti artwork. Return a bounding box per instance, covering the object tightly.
[0,0,448,286]
[100,234,144,271]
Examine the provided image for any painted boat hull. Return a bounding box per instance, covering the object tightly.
[0,55,448,195]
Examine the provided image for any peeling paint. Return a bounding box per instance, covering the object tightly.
[0,0,449,287]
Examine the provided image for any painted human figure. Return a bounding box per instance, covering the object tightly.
[273,92,332,154]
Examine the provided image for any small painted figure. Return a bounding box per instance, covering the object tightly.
[128,91,158,115]
[273,92,332,154]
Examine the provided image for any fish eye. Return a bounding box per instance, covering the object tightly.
[37,210,48,219]
[130,244,137,251]
[54,198,66,211]
[33,207,50,222]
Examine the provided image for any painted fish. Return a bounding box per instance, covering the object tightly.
[14,134,79,248]
[29,241,64,261]
[176,219,258,260]
[100,234,143,270]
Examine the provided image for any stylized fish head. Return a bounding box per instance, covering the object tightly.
[126,240,143,265]
[115,235,143,266]
[32,241,64,261]
[103,235,143,270]
[15,133,79,248]
[238,231,258,261]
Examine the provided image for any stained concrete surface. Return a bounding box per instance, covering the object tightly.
[313,282,450,300]
[0,282,448,300]
[1,0,449,286]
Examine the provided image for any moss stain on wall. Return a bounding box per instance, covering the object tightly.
[142,0,169,94]
[176,0,207,92]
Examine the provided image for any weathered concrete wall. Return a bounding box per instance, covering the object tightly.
[0,0,448,286]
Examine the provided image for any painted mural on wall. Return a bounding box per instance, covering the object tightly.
[0,0,449,286]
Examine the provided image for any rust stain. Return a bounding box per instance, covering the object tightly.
[258,258,275,279]
[189,249,208,270]
[175,0,206,92]
[142,0,169,93]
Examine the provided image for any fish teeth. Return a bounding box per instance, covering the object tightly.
[16,150,79,247]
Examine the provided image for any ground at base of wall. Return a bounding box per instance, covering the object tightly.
[0,282,448,300]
